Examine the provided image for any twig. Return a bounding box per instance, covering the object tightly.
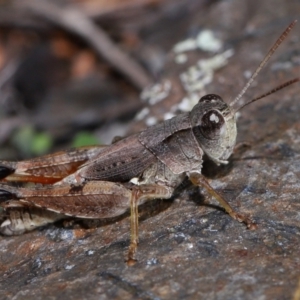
[16,0,152,90]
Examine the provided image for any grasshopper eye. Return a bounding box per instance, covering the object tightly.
[199,94,222,103]
[199,110,225,140]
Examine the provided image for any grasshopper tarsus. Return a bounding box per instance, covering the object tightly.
[231,212,257,230]
[127,242,138,266]
[126,257,138,267]
[247,222,258,231]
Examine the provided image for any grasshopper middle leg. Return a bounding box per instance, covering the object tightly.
[127,184,172,265]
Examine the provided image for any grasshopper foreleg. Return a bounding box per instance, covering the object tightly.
[189,172,257,230]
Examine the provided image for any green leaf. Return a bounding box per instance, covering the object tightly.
[11,125,35,157]
[72,131,99,147]
[31,132,53,156]
[11,126,53,157]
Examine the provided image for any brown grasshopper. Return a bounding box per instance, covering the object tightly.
[0,21,299,265]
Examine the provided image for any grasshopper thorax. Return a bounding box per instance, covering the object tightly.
[190,94,237,165]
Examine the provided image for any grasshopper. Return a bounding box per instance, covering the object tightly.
[0,21,298,265]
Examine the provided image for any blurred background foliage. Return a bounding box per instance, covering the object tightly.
[0,0,205,159]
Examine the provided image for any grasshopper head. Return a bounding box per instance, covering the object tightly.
[190,94,236,165]
[189,21,299,165]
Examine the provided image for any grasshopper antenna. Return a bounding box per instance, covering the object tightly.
[229,20,297,111]
[236,77,300,112]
